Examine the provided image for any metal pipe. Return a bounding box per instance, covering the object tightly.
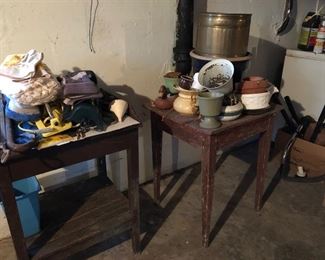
[173,0,194,75]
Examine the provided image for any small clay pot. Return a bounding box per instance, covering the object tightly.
[236,76,268,94]
[153,97,173,110]
[179,75,193,90]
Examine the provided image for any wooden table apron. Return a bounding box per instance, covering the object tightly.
[0,125,140,259]
[148,105,278,247]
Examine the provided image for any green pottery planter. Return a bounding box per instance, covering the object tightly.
[163,72,181,94]
[198,92,224,128]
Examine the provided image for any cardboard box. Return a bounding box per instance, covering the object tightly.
[275,128,325,178]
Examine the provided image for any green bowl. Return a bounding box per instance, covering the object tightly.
[163,72,181,94]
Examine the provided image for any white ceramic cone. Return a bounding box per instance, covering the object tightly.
[191,73,205,91]
[110,99,128,122]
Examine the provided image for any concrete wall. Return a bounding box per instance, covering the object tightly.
[0,0,201,190]
[0,0,179,98]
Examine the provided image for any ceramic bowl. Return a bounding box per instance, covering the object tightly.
[198,59,234,95]
[239,85,279,110]
[240,92,270,110]
[163,72,181,94]
[179,75,193,90]
[219,101,243,121]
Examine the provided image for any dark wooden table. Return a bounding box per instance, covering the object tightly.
[146,104,280,247]
[0,121,140,259]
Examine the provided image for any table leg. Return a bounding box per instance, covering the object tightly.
[96,157,109,180]
[201,136,217,248]
[151,112,162,202]
[255,116,274,211]
[0,170,29,259]
[127,130,140,253]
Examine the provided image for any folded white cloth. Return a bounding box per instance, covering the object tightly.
[0,49,43,80]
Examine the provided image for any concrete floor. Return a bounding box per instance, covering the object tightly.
[1,142,324,259]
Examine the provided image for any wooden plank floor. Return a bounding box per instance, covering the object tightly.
[26,177,132,259]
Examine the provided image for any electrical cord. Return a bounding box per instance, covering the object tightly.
[18,121,54,134]
[89,0,99,53]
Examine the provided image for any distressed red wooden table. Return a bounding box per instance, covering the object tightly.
[0,118,140,259]
[146,104,280,247]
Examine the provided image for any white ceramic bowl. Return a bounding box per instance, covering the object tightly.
[239,85,279,110]
[240,92,270,110]
[198,59,234,95]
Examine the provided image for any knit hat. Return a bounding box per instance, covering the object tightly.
[5,98,40,122]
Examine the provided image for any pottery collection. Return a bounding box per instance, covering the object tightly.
[154,59,277,128]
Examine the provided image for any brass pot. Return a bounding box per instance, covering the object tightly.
[196,13,252,58]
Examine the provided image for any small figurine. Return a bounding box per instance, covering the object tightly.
[158,85,168,99]
[153,85,174,110]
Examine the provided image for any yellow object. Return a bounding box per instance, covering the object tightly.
[2,54,24,67]
[37,134,73,149]
[35,107,72,137]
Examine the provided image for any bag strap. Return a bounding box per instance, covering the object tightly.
[0,94,10,163]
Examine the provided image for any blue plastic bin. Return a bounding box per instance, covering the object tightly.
[1,176,41,238]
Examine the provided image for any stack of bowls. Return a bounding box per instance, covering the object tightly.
[236,76,277,110]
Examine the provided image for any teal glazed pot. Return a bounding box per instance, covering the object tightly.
[163,72,181,94]
[198,91,224,128]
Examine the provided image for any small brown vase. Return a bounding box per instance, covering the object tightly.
[153,97,173,110]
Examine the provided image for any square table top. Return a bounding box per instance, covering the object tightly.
[145,103,281,137]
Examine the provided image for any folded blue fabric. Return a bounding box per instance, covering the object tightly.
[5,96,41,121]
[13,121,40,144]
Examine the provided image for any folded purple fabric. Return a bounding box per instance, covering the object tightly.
[62,72,99,97]
[64,81,99,97]
[63,92,103,105]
